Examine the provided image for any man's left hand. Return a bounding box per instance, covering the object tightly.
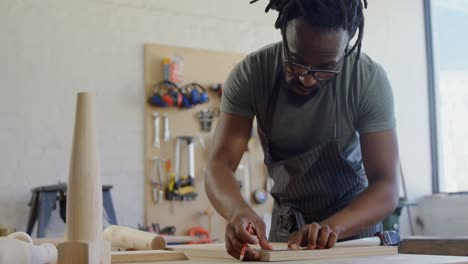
[288,222,338,250]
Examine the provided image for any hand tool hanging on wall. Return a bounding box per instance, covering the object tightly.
[164,160,176,213]
[176,136,195,187]
[150,156,165,204]
[163,113,170,142]
[153,112,160,149]
[166,136,198,201]
[198,109,215,132]
[147,223,176,235]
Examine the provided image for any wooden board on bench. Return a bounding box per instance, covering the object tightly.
[168,242,397,262]
[111,250,188,263]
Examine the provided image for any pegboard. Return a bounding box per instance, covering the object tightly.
[144,44,273,241]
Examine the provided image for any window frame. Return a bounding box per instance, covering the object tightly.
[423,0,440,193]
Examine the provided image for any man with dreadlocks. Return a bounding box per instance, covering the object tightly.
[205,0,399,260]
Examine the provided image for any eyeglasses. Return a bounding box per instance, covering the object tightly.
[282,36,345,87]
[284,60,343,87]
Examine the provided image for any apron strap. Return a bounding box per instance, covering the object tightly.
[329,81,338,140]
[260,67,284,163]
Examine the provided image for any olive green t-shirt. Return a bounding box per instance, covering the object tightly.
[221,42,395,177]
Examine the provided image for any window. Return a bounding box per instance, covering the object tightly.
[426,0,468,192]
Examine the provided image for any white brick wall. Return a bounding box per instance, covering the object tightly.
[0,0,430,237]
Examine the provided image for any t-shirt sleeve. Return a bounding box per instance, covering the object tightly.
[357,64,396,133]
[220,56,257,119]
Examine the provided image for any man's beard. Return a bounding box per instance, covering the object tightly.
[285,80,321,106]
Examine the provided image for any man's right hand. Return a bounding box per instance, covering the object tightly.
[225,207,273,260]
[204,113,270,259]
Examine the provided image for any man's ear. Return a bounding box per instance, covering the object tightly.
[343,32,354,56]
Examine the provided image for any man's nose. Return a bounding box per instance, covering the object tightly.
[299,75,318,88]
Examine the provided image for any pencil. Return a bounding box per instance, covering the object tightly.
[240,223,253,261]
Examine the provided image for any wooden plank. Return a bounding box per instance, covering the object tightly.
[168,242,285,251]
[167,243,232,259]
[399,236,468,256]
[259,246,397,262]
[167,242,225,250]
[164,235,199,244]
[111,250,188,263]
[168,243,399,261]
[33,235,198,246]
[114,254,468,264]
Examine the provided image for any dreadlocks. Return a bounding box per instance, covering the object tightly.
[250,0,368,59]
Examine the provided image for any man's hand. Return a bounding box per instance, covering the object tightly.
[288,222,338,250]
[225,208,273,260]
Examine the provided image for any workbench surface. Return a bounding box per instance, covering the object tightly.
[119,254,468,264]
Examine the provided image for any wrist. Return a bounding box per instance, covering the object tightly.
[227,202,253,221]
[319,219,345,237]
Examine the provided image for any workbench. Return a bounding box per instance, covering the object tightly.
[117,254,468,264]
[112,238,468,263]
